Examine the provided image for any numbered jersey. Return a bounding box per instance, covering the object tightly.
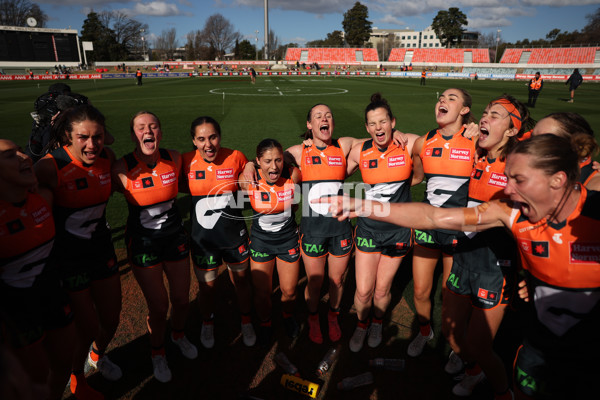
[248,167,298,241]
[183,148,248,248]
[357,140,412,231]
[0,193,54,288]
[300,139,351,237]
[508,188,600,358]
[47,146,111,240]
[122,149,182,238]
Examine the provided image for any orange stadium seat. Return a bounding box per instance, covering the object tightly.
[500,47,598,64]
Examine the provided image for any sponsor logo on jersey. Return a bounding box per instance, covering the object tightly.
[260,192,270,202]
[6,219,25,234]
[477,288,498,300]
[487,172,507,188]
[552,233,563,244]
[449,148,471,162]
[311,156,321,165]
[518,239,549,258]
[277,189,293,201]
[192,170,205,180]
[160,171,176,186]
[368,159,378,169]
[32,206,51,225]
[388,155,406,167]
[75,177,88,190]
[472,169,483,180]
[327,156,342,166]
[99,172,111,186]
[216,168,234,180]
[570,242,600,263]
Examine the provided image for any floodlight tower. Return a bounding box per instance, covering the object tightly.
[263,0,269,60]
[495,29,502,63]
[255,30,259,61]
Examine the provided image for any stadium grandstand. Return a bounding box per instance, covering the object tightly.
[285,47,379,64]
[500,47,600,65]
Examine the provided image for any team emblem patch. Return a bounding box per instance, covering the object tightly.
[195,171,206,180]
[311,156,321,165]
[432,148,443,157]
[477,288,498,300]
[368,159,378,169]
[6,219,25,234]
[142,177,154,188]
[75,177,88,190]
[472,169,483,180]
[260,192,270,201]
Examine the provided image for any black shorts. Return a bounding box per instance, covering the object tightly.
[514,341,598,399]
[413,228,457,254]
[0,269,73,348]
[250,233,300,264]
[54,235,119,292]
[191,237,250,270]
[127,228,189,269]
[354,224,412,258]
[300,232,353,258]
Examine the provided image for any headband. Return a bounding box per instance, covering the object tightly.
[492,98,522,132]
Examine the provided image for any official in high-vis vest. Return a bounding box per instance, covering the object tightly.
[527,71,543,108]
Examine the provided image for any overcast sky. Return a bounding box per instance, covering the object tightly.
[35,0,599,48]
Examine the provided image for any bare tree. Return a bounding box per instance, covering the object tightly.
[185,29,213,60]
[268,29,280,59]
[154,28,178,60]
[202,13,240,59]
[0,0,48,27]
[98,10,148,56]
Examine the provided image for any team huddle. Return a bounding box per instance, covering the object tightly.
[1,87,599,400]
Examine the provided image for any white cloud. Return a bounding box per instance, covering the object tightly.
[378,15,406,26]
[467,17,512,29]
[229,0,357,14]
[130,2,183,16]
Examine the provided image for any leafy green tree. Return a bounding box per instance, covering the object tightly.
[236,39,255,60]
[325,30,345,46]
[431,7,468,48]
[81,11,114,62]
[342,2,372,47]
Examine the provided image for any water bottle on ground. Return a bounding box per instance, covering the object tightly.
[369,358,405,371]
[274,352,299,376]
[337,372,374,390]
[316,345,340,376]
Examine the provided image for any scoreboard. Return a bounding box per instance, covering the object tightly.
[0,26,80,62]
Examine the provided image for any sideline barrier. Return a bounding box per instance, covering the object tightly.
[2,71,600,81]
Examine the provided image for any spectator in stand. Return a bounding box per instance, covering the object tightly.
[527,72,543,108]
[566,68,583,103]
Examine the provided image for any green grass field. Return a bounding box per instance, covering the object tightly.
[1,75,598,246]
[2,75,598,399]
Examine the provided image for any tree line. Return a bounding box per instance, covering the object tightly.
[0,0,598,63]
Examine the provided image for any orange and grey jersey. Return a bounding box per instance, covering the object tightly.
[420,127,475,210]
[468,156,507,205]
[0,193,54,288]
[299,138,351,237]
[508,188,600,357]
[248,167,298,241]
[122,149,182,238]
[357,140,413,232]
[183,148,248,248]
[579,157,598,187]
[47,146,111,240]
